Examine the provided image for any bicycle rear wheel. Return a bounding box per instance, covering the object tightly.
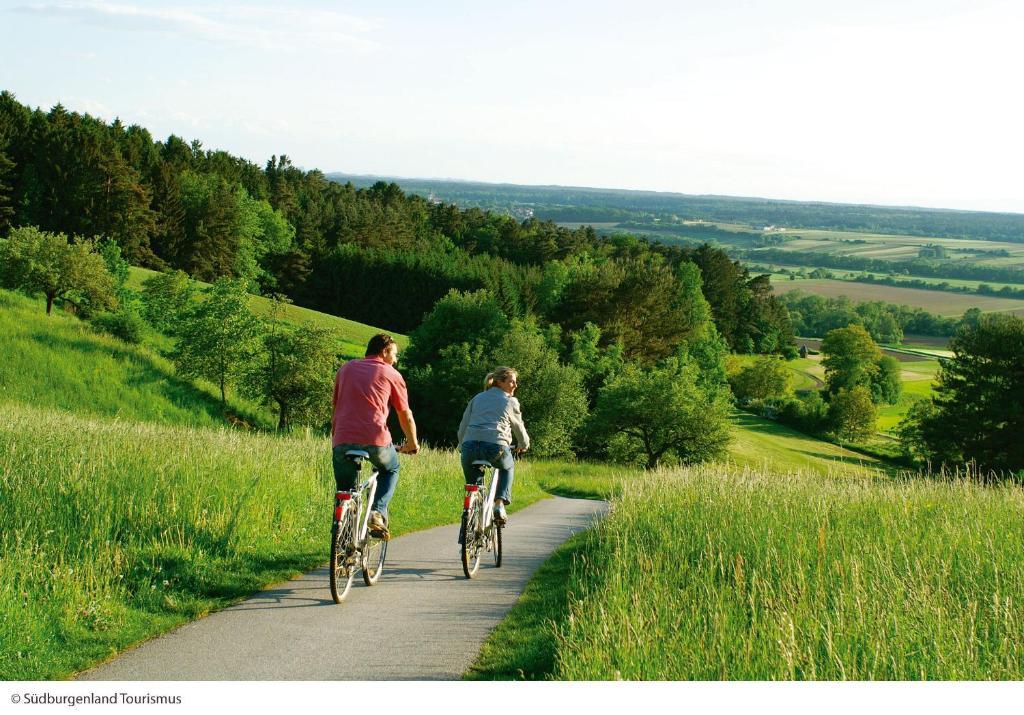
[330,505,358,603]
[362,534,387,586]
[461,501,483,578]
[492,523,502,568]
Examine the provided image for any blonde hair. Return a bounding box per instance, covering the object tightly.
[484,366,518,390]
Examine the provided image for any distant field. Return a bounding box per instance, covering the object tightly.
[773,278,1024,316]
[553,221,621,230]
[750,263,1024,291]
[754,227,1024,267]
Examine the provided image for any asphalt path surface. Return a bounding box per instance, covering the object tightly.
[78,496,606,681]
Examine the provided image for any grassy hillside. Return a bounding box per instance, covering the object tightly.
[550,465,1024,679]
[0,289,271,428]
[0,285,434,679]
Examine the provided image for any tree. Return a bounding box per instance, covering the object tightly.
[870,354,902,405]
[730,355,792,402]
[899,314,1024,474]
[828,386,877,442]
[820,324,882,395]
[553,256,711,363]
[0,151,15,236]
[404,289,587,456]
[171,278,261,407]
[243,303,338,430]
[588,357,732,469]
[568,321,625,404]
[140,269,196,334]
[0,226,116,315]
[488,322,588,457]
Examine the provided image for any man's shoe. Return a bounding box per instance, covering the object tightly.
[493,503,507,525]
[368,511,390,540]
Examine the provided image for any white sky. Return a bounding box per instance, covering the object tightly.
[1,0,1022,213]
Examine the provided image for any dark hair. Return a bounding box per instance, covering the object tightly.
[365,333,397,357]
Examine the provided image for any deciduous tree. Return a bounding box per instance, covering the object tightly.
[0,226,116,315]
[820,324,882,395]
[588,357,731,469]
[828,386,877,442]
[243,302,338,430]
[171,277,261,407]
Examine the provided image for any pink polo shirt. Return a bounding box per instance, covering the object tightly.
[331,357,410,447]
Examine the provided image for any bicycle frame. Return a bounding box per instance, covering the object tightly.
[335,470,379,544]
[465,465,499,530]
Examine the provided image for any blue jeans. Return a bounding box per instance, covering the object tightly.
[460,441,514,505]
[332,443,400,518]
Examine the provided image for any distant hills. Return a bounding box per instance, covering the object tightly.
[328,173,1024,243]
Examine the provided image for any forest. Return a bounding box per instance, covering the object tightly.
[0,92,794,359]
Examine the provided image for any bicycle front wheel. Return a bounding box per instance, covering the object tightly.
[362,533,387,586]
[461,501,483,578]
[330,505,358,603]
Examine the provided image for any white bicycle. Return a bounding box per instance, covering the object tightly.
[329,450,388,603]
[460,458,503,578]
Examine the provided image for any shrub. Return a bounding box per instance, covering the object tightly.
[91,307,146,344]
[729,355,792,403]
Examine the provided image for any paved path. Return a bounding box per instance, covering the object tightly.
[78,496,605,681]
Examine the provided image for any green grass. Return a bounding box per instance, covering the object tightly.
[0,290,271,429]
[467,412,895,681]
[877,363,939,434]
[550,466,1024,679]
[0,402,548,680]
[728,411,888,476]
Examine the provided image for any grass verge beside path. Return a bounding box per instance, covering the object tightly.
[474,462,1024,680]
[0,404,547,680]
[552,466,1024,679]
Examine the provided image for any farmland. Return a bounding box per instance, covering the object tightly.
[772,278,1024,317]
[755,228,1024,269]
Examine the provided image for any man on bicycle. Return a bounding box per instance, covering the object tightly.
[331,333,419,540]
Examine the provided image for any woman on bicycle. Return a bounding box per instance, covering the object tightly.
[457,366,530,525]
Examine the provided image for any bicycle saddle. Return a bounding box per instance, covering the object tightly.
[345,449,370,460]
[472,459,494,467]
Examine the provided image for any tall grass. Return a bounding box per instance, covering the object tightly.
[0,403,547,679]
[552,464,1024,679]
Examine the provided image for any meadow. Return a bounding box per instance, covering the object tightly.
[750,263,1024,293]
[0,290,272,428]
[472,461,1024,680]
